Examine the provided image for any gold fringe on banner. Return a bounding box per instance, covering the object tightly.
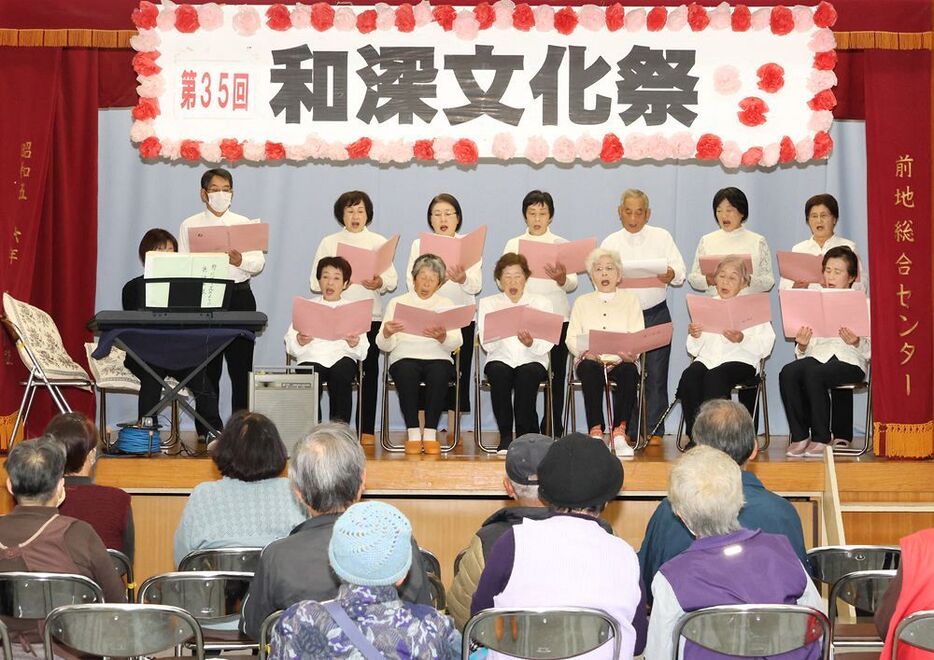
[874,421,934,459]
[836,31,933,50]
[0,411,24,454]
[0,28,134,48]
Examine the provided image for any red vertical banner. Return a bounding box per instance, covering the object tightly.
[864,50,933,458]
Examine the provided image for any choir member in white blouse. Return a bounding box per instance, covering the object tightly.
[477,253,554,453]
[310,191,398,445]
[405,194,481,435]
[566,249,644,457]
[601,189,686,444]
[502,191,577,437]
[377,254,464,455]
[780,246,870,458]
[677,256,775,443]
[284,256,368,425]
[688,187,775,295]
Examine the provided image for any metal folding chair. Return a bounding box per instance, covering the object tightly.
[0,572,104,621]
[829,361,873,456]
[106,548,136,602]
[828,569,897,650]
[258,608,284,660]
[892,610,934,659]
[177,546,263,573]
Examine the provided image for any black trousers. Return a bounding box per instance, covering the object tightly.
[298,357,357,424]
[389,358,453,429]
[676,361,756,439]
[543,322,569,436]
[446,323,474,413]
[358,321,382,435]
[206,283,256,414]
[124,358,222,437]
[780,356,865,444]
[577,359,638,432]
[629,302,672,436]
[485,361,547,446]
[831,390,854,440]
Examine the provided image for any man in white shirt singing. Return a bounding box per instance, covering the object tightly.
[600,189,685,443]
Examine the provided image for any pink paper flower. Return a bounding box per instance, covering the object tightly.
[433,137,456,163]
[814,1,837,28]
[333,7,356,31]
[695,133,723,160]
[760,143,780,168]
[130,30,160,52]
[687,4,709,31]
[156,9,176,31]
[533,5,554,31]
[200,141,222,162]
[453,138,479,165]
[720,140,742,169]
[795,138,814,163]
[285,142,311,161]
[553,137,576,163]
[807,70,838,93]
[138,136,162,159]
[375,4,395,31]
[198,3,224,30]
[666,6,688,31]
[174,4,200,32]
[578,5,605,31]
[413,0,434,27]
[524,136,549,164]
[813,131,833,159]
[388,140,414,163]
[713,65,742,95]
[646,135,670,161]
[624,8,646,32]
[738,97,769,126]
[221,139,243,162]
[395,4,416,32]
[136,75,165,98]
[809,29,836,52]
[607,4,626,31]
[624,133,648,161]
[326,142,349,162]
[554,7,578,35]
[368,140,392,164]
[346,138,373,160]
[757,63,785,93]
[792,6,813,31]
[414,140,435,161]
[233,7,261,36]
[670,132,696,159]
[160,139,181,160]
[130,120,155,143]
[576,135,601,162]
[708,2,732,30]
[291,4,312,29]
[454,10,480,40]
[301,136,327,160]
[493,0,515,28]
[243,141,266,161]
[779,136,796,163]
[808,110,834,132]
[741,147,763,168]
[492,133,517,159]
[750,7,771,30]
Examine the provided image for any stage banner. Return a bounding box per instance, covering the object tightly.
[129,1,838,168]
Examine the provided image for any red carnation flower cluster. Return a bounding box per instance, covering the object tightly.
[757,63,785,93]
[433,5,457,31]
[813,1,838,28]
[770,6,794,35]
[265,141,286,160]
[554,7,578,35]
[695,134,723,160]
[647,7,667,31]
[356,9,377,33]
[737,97,769,127]
[741,147,763,168]
[347,138,373,159]
[808,89,837,111]
[311,3,335,31]
[395,4,416,32]
[600,134,624,163]
[606,4,625,31]
[731,5,751,31]
[413,140,435,161]
[513,3,535,31]
[175,5,200,33]
[132,51,161,77]
[138,136,162,159]
[453,139,479,164]
[267,4,292,31]
[687,4,709,31]
[474,2,495,29]
[131,1,159,29]
[180,139,201,161]
[778,136,796,163]
[813,50,837,70]
[132,97,160,121]
[813,131,833,158]
[220,139,243,162]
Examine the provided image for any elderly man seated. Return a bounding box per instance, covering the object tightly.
[644,445,823,659]
[241,422,431,640]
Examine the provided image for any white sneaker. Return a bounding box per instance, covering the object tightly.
[613,435,635,458]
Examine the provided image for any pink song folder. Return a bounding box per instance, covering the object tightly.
[686,294,772,334]
[778,289,870,338]
[699,254,754,276]
[188,223,270,253]
[337,235,400,284]
[291,298,374,340]
[589,322,674,355]
[419,226,487,271]
[777,251,823,284]
[519,238,596,278]
[392,303,476,336]
[482,305,564,344]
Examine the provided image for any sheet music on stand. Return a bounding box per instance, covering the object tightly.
[143,252,232,309]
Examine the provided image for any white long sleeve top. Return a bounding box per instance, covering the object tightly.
[502,230,578,320]
[600,225,686,309]
[178,210,265,283]
[310,228,398,320]
[405,236,482,307]
[283,297,370,368]
[688,226,774,295]
[477,292,554,369]
[778,234,862,290]
[376,292,464,366]
[686,299,775,372]
[565,290,645,360]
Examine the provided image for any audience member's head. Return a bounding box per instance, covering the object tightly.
[212,411,288,482]
[669,446,744,539]
[504,433,553,506]
[291,422,365,515]
[44,412,98,476]
[537,433,623,516]
[328,501,413,587]
[692,399,758,466]
[5,437,67,506]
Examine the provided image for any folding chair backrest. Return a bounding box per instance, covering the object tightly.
[258,609,284,660]
[0,618,11,660]
[893,610,934,659]
[138,571,253,627]
[0,572,104,621]
[828,570,897,623]
[177,547,263,573]
[106,548,135,601]
[462,607,621,659]
[2,292,89,381]
[44,603,204,660]
[419,547,442,580]
[807,546,901,586]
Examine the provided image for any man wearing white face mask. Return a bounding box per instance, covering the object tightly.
[179,168,266,419]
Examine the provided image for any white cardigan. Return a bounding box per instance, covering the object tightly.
[376,292,464,366]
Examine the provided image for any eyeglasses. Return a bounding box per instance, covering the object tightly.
[431,211,457,218]
[809,213,834,221]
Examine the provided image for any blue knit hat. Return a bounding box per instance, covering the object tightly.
[328,501,413,587]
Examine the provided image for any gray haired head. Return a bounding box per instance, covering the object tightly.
[411,253,447,285]
[290,422,365,514]
[5,436,66,503]
[669,445,744,539]
[693,399,757,466]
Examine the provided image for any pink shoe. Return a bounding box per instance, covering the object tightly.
[786,440,810,457]
[589,425,604,440]
[804,441,828,458]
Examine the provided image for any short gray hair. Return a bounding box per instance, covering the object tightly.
[5,436,66,502]
[694,400,757,465]
[290,422,365,514]
[584,248,622,276]
[509,479,539,501]
[620,189,650,209]
[669,445,744,538]
[411,253,447,285]
[713,254,751,286]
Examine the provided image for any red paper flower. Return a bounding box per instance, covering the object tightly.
[132,51,161,76]
[180,140,201,161]
[513,4,535,31]
[756,63,785,93]
[813,1,838,28]
[220,139,243,162]
[731,5,751,31]
[413,139,435,161]
[132,97,160,121]
[813,50,837,70]
[808,89,837,111]
[605,4,625,31]
[138,136,162,159]
[687,3,709,31]
[311,2,335,30]
[554,7,578,35]
[600,134,624,163]
[813,131,833,158]
[346,138,373,160]
[266,4,292,31]
[695,134,723,160]
[453,138,479,164]
[265,141,286,160]
[433,5,457,31]
[474,2,495,29]
[174,5,200,32]
[646,7,667,31]
[737,97,769,127]
[356,10,377,33]
[779,136,796,163]
[740,147,763,167]
[770,6,794,35]
[395,4,416,32]
[131,1,159,29]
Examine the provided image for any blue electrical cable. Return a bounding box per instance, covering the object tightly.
[116,427,160,454]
